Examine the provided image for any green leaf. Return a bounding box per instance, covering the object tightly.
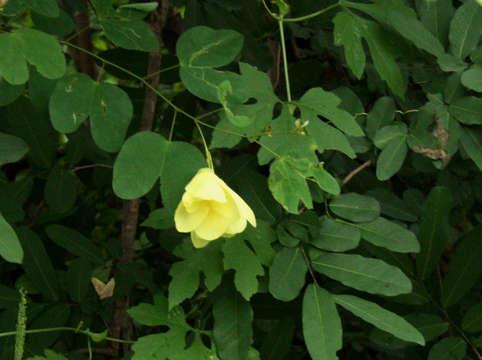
[0,29,65,85]
[223,237,264,300]
[428,337,467,360]
[49,73,94,133]
[312,252,412,296]
[132,328,187,360]
[257,105,318,166]
[177,26,244,68]
[46,225,104,265]
[363,22,405,99]
[333,294,425,345]
[0,77,24,106]
[141,208,174,230]
[67,257,93,303]
[366,97,396,140]
[49,74,133,152]
[210,114,244,149]
[269,247,307,302]
[24,0,59,17]
[461,65,482,92]
[222,63,280,129]
[0,132,29,166]
[119,2,158,12]
[113,132,167,199]
[213,279,253,360]
[329,193,380,223]
[220,156,281,225]
[437,53,469,72]
[243,222,276,267]
[387,8,444,57]
[268,156,313,214]
[90,83,134,152]
[407,314,449,342]
[44,168,78,214]
[449,0,482,59]
[180,67,241,103]
[366,188,417,222]
[415,0,453,47]
[311,217,360,252]
[128,294,188,328]
[460,127,482,170]
[441,225,482,307]
[7,98,57,169]
[101,19,159,52]
[31,9,75,37]
[305,116,356,158]
[217,81,252,126]
[159,141,207,214]
[129,295,166,326]
[0,213,23,264]
[462,302,482,333]
[26,350,68,360]
[374,124,407,149]
[351,217,420,253]
[302,285,342,360]
[416,187,453,280]
[0,177,33,223]
[333,11,365,79]
[298,87,364,137]
[17,227,60,301]
[168,240,223,309]
[376,133,408,180]
[449,96,482,125]
[311,165,341,196]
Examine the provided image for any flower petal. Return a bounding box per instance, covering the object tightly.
[181,193,203,213]
[174,201,209,233]
[194,211,230,241]
[191,232,211,248]
[225,215,247,235]
[224,186,256,227]
[185,168,226,202]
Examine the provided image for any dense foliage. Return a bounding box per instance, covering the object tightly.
[0,0,481,359]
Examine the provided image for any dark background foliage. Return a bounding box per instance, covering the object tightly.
[0,0,481,359]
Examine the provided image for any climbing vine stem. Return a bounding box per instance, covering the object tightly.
[278,18,292,102]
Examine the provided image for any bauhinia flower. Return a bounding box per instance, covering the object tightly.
[174,168,256,248]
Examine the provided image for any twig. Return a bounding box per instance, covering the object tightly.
[342,160,372,185]
[111,1,170,356]
[72,5,97,79]
[268,39,281,89]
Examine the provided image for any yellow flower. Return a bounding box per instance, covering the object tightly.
[174,168,256,248]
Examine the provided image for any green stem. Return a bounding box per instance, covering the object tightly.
[60,41,281,165]
[144,63,180,80]
[300,245,319,287]
[261,0,341,22]
[194,120,214,169]
[282,3,341,22]
[61,41,197,124]
[0,327,135,344]
[168,110,177,141]
[278,18,292,102]
[261,0,278,19]
[61,40,214,168]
